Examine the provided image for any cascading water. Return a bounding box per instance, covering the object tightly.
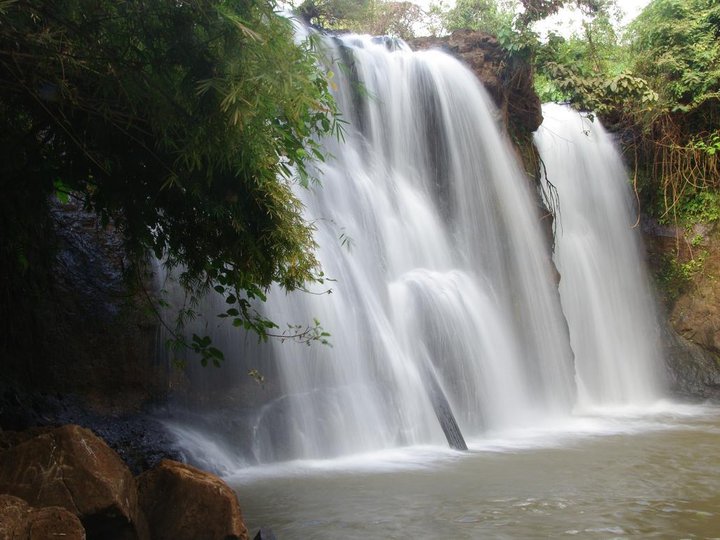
[162,36,579,470]
[534,103,666,408]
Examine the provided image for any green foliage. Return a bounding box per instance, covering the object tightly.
[432,0,616,60]
[690,132,720,157]
[656,251,707,304]
[539,61,657,114]
[297,0,425,40]
[517,0,609,26]
[629,0,720,113]
[0,0,341,364]
[369,1,426,39]
[534,71,566,103]
[533,3,661,113]
[431,0,536,57]
[439,0,515,35]
[682,251,708,277]
[530,0,720,230]
[297,0,372,27]
[435,0,609,33]
[627,0,720,224]
[676,189,720,226]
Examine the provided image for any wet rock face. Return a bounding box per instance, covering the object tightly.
[645,221,720,398]
[0,424,148,540]
[410,30,543,136]
[3,198,164,416]
[663,326,720,400]
[0,494,86,540]
[669,228,720,356]
[137,459,249,540]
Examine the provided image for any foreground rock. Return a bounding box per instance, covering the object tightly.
[0,424,147,539]
[0,425,252,540]
[138,459,249,540]
[0,494,85,540]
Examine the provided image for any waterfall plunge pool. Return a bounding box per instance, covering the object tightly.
[227,403,720,539]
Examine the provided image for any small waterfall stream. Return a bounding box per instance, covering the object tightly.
[162,38,665,472]
[535,104,666,407]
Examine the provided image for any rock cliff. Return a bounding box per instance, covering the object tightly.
[644,220,720,398]
[1,200,165,415]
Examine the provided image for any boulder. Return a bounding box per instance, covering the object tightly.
[137,459,249,540]
[0,424,147,539]
[0,426,54,452]
[0,494,85,540]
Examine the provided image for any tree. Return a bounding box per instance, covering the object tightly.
[0,0,341,365]
[297,0,372,27]
[630,0,720,114]
[534,6,658,115]
[297,0,424,40]
[431,0,614,58]
[367,1,425,40]
[517,0,607,25]
[438,0,515,35]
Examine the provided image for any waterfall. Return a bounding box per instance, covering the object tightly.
[162,37,583,470]
[535,103,666,407]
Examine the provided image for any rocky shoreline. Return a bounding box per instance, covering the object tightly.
[0,424,250,540]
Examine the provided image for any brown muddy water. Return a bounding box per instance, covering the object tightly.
[228,404,720,539]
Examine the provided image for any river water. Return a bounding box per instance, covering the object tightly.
[230,404,720,539]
